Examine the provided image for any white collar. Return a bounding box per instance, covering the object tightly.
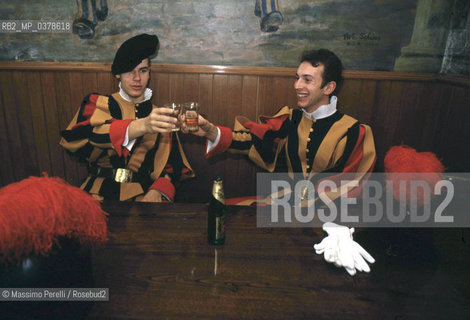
[302,96,337,120]
[118,82,153,103]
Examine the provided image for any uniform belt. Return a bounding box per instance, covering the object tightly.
[89,167,135,183]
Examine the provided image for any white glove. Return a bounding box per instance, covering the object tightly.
[313,222,375,276]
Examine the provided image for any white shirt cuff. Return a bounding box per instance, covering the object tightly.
[206,127,221,153]
[123,124,136,151]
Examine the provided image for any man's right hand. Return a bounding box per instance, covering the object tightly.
[144,107,178,134]
[128,107,177,140]
[181,114,218,142]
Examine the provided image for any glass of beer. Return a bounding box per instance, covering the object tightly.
[183,102,199,131]
[164,102,182,132]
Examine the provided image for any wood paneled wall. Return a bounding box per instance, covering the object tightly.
[0,62,469,202]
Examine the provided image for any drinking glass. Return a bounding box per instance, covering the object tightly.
[183,102,199,132]
[164,103,182,132]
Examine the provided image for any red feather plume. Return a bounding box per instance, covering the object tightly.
[384,145,445,206]
[0,175,108,265]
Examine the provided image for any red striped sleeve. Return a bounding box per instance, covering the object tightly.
[244,114,289,139]
[71,94,100,129]
[206,126,233,158]
[342,126,366,173]
[109,119,133,157]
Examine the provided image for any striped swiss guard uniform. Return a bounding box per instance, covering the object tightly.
[206,96,376,204]
[60,90,194,201]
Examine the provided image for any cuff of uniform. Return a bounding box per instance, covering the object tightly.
[110,119,133,157]
[206,126,232,158]
[149,177,175,202]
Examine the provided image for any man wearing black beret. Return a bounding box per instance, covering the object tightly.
[60,34,194,202]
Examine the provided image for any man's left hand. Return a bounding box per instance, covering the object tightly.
[136,189,163,202]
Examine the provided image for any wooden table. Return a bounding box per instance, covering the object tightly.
[85,202,470,320]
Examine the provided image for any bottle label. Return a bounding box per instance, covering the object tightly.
[185,111,199,131]
[212,181,225,204]
[185,117,198,130]
[215,215,225,240]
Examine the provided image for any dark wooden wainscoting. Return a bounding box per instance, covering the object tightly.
[0,62,469,202]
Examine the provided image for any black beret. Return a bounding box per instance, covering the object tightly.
[111,33,159,75]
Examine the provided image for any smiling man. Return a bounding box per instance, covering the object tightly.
[188,49,376,203]
[60,34,194,202]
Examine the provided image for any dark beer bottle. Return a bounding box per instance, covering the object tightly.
[208,177,226,245]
